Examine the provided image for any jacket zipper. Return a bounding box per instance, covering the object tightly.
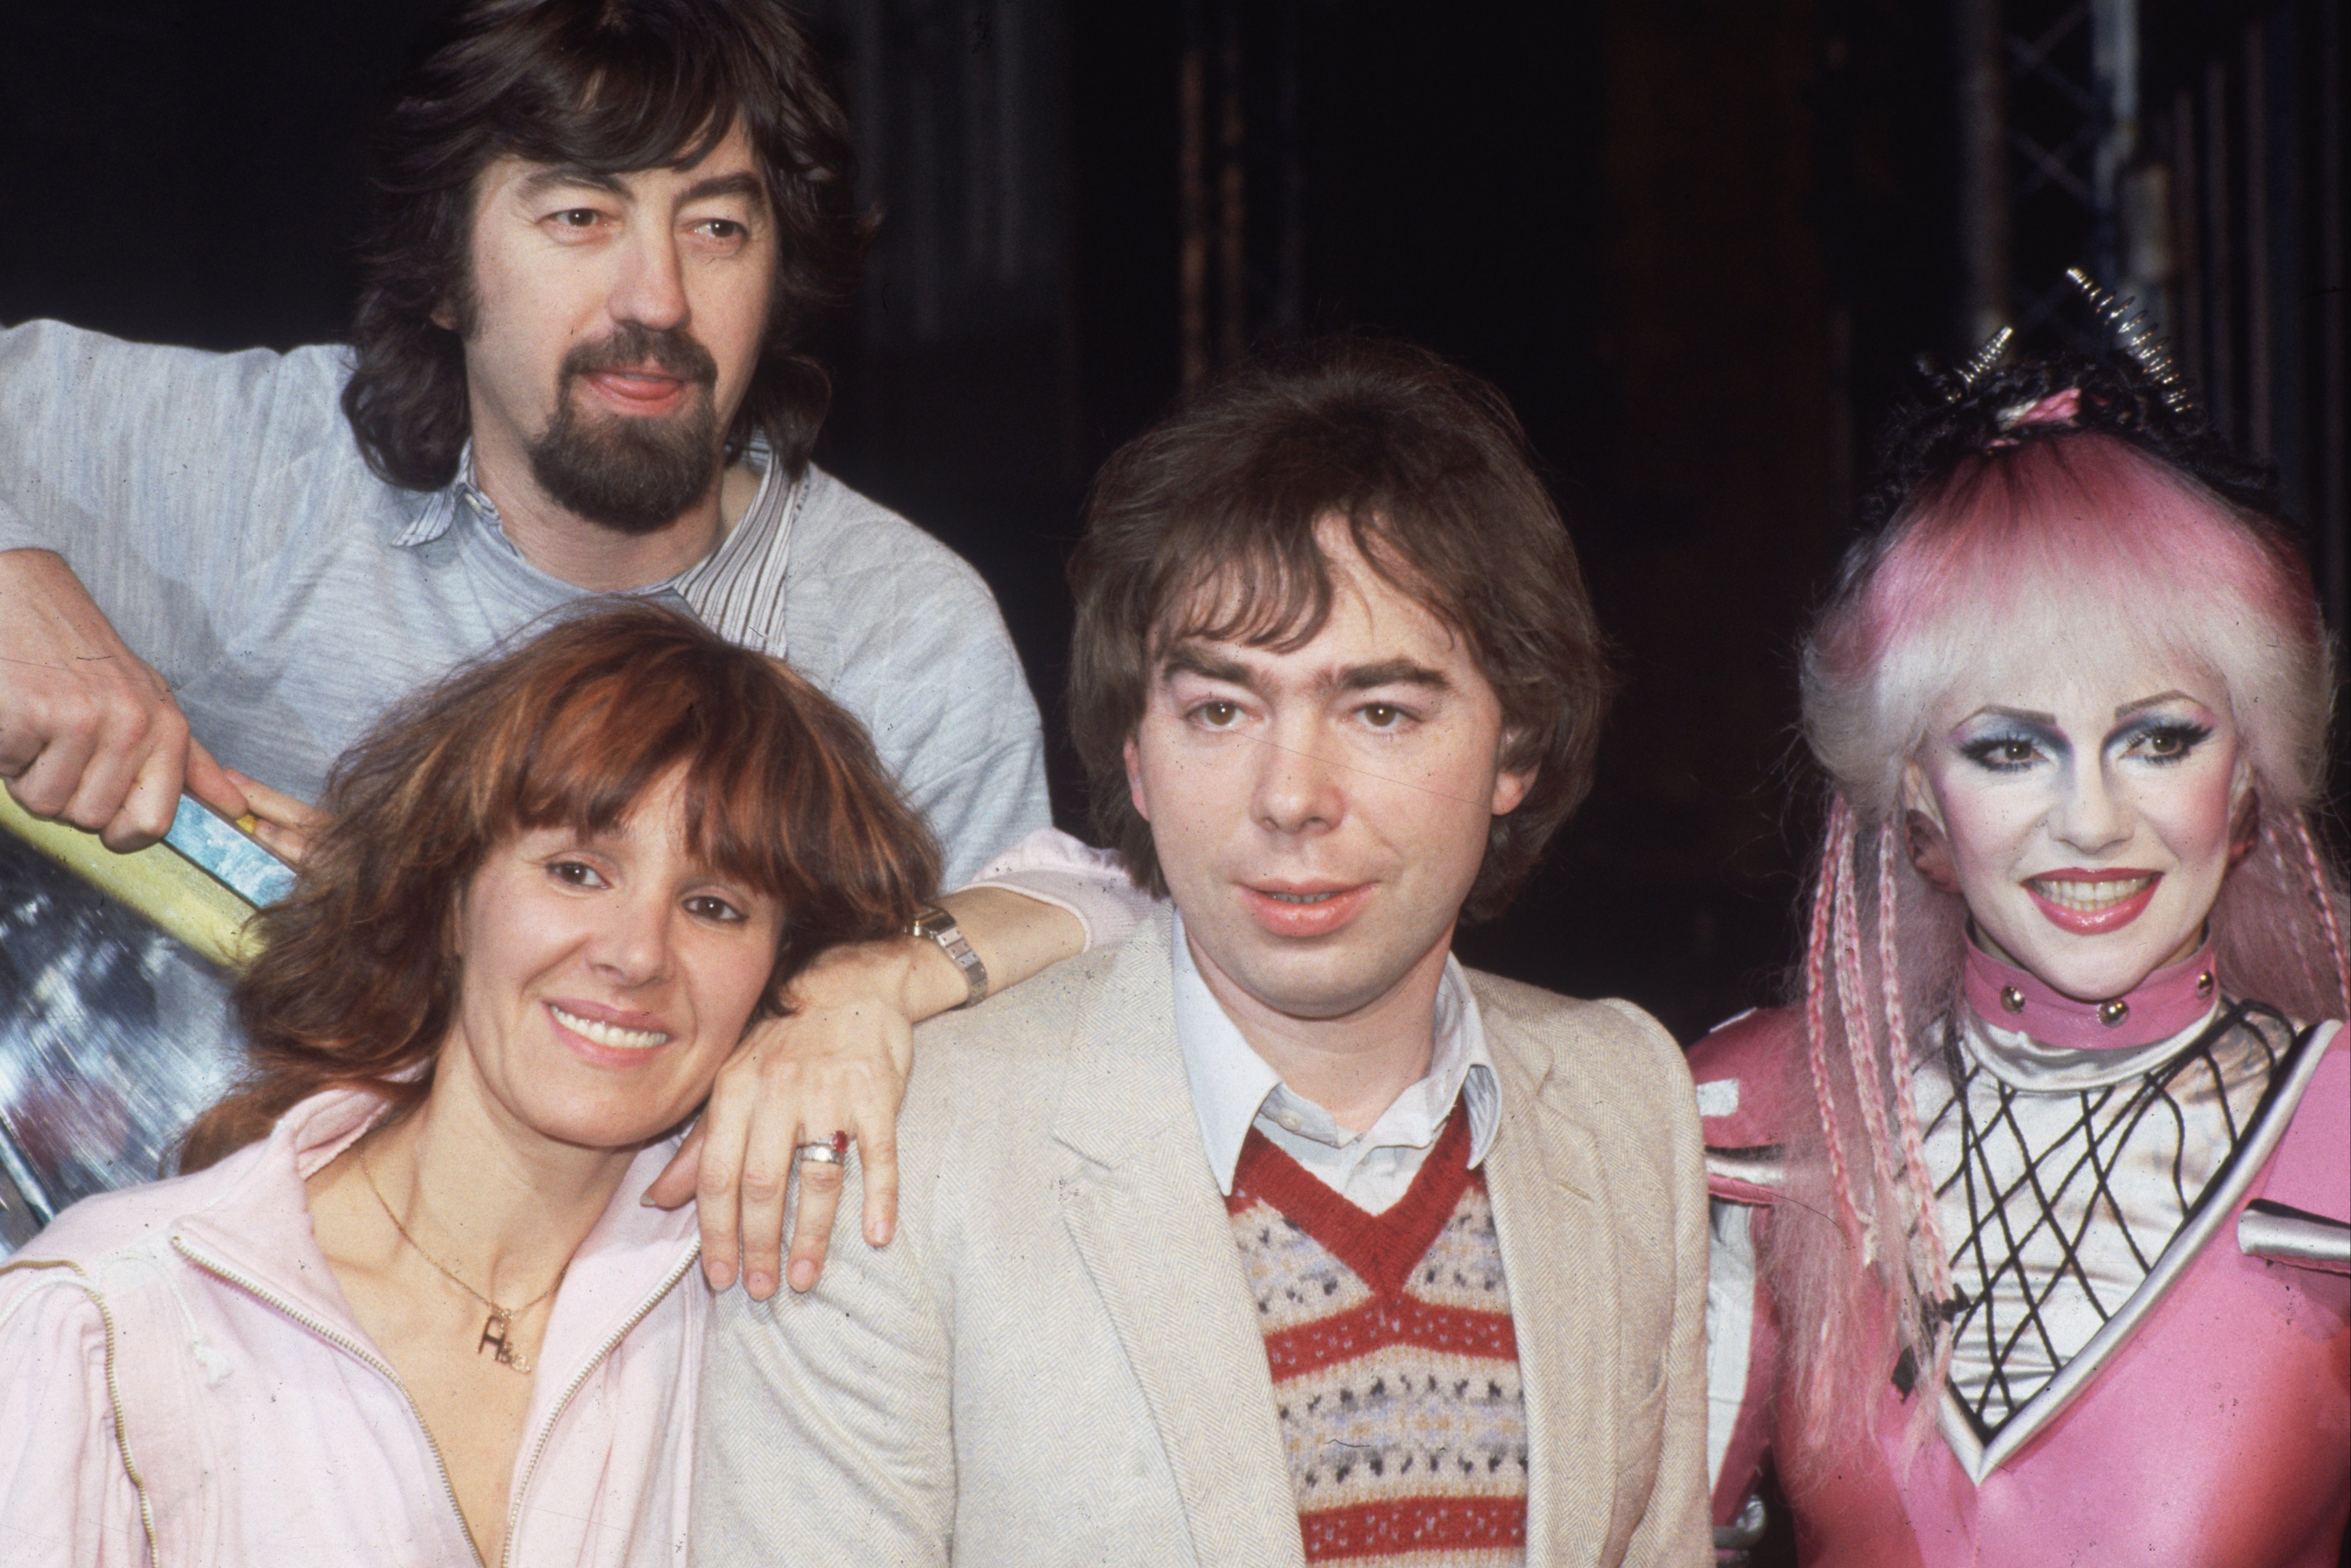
[498,1243,700,1568]
[2,1255,162,1560]
[169,1235,487,1568]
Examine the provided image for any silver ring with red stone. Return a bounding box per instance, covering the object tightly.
[795,1131,852,1165]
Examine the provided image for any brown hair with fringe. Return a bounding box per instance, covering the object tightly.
[1066,337,1614,926]
[180,602,939,1171]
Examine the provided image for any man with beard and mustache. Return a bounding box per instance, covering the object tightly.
[0,0,1103,1300]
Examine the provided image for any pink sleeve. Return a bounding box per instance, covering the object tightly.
[958,826,1160,951]
[0,1265,152,1566]
[1689,1010,1795,1532]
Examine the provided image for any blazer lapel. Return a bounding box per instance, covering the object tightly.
[1053,916,1306,1568]
[1482,1029,1621,1568]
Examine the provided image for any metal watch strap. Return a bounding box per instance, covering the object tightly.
[910,905,988,1009]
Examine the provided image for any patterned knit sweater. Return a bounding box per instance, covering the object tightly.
[1227,1104,1527,1565]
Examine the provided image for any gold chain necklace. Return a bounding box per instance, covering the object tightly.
[357,1145,564,1375]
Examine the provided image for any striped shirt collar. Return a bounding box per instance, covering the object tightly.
[389,440,803,657]
[1172,911,1499,1197]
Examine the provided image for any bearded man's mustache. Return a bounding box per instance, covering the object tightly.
[558,323,720,392]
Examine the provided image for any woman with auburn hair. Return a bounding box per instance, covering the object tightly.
[0,602,938,1565]
[1694,338,2348,1565]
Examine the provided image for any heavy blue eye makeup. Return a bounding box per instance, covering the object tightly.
[2116,718,2214,764]
[1957,726,2058,774]
[1959,735,2036,772]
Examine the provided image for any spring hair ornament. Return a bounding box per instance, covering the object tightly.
[1936,271,2186,412]
[1945,325,2013,399]
[2063,267,2192,413]
[1867,281,2275,534]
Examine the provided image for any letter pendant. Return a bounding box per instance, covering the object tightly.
[478,1308,531,1374]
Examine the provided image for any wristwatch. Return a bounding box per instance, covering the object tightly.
[909,905,989,1010]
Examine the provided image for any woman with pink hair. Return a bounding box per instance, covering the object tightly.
[1694,340,2349,1565]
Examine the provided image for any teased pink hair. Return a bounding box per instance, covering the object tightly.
[1769,430,2345,1486]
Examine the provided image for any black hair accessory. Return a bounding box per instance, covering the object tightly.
[1863,287,2277,534]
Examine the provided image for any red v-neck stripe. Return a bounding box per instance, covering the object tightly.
[1227,1103,1476,1297]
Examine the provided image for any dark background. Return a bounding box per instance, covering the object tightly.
[0,0,2340,1050]
[0,5,2343,1560]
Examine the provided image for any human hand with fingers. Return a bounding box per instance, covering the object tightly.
[646,933,943,1298]
[0,548,248,846]
[644,885,1090,1295]
[224,769,329,865]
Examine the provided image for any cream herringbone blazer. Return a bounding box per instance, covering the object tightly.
[693,913,1709,1567]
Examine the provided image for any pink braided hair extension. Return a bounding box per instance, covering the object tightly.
[2291,813,2351,1019]
[1875,823,1955,1384]
[1832,811,1901,1220]
[1804,797,1863,1244]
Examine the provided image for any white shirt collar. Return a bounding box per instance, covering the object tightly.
[1171,911,1499,1196]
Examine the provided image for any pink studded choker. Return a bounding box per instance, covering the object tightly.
[1962,940,2220,1051]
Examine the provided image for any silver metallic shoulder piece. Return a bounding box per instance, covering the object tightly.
[2065,267,2193,413]
[1706,1145,1787,1191]
[1948,325,2014,399]
[1713,1493,1768,1559]
[2238,1198,2351,1271]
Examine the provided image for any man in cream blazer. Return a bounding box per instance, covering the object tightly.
[695,340,1709,1567]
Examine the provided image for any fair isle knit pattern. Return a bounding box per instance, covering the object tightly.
[1228,1105,1527,1565]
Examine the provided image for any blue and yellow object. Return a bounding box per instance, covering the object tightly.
[0,790,291,970]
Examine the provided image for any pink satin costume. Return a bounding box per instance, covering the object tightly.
[1691,946,2350,1568]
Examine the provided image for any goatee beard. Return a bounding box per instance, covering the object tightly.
[527,324,725,538]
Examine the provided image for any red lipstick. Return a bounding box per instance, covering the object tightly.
[2023,869,2161,936]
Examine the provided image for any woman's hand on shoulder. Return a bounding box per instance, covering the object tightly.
[645,885,1090,1296]
[647,934,938,1297]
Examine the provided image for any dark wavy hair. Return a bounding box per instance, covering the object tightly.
[1067,338,1615,926]
[341,0,871,491]
[180,603,939,1171]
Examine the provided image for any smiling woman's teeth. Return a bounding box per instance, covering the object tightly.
[2029,875,2155,912]
[1263,890,1341,904]
[550,1004,669,1050]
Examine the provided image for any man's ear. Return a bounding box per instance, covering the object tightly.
[1123,735,1151,823]
[1488,729,1534,816]
[1899,761,1960,894]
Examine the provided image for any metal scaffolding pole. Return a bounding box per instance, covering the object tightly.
[2087,0,2138,288]
[1956,0,2014,346]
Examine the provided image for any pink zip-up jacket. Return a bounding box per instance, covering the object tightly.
[0,1087,707,1567]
